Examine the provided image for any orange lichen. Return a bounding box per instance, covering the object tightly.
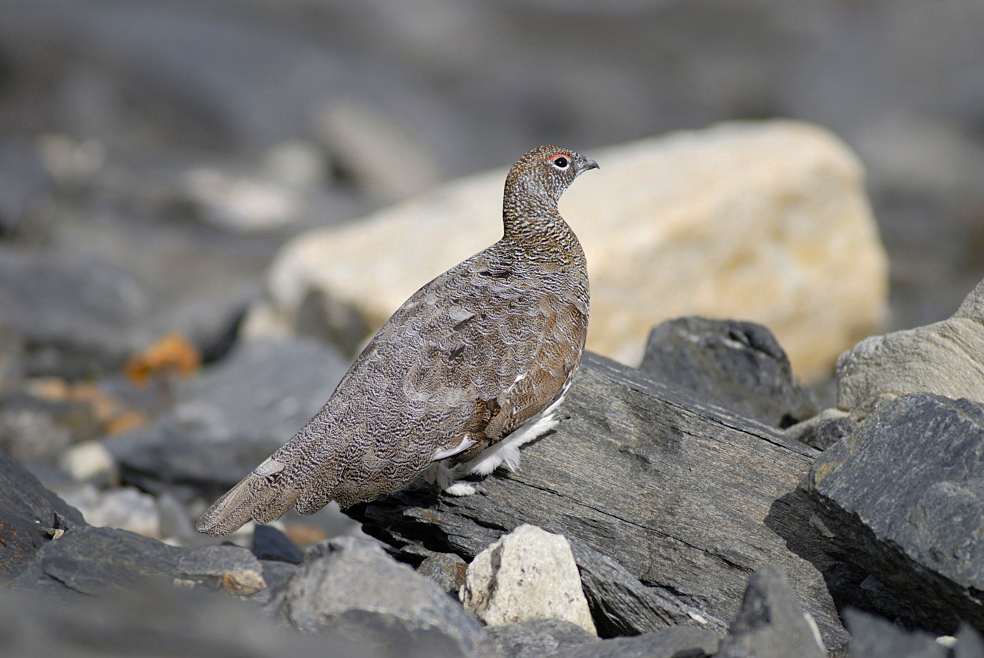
[124,333,201,386]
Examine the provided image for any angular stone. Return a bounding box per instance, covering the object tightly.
[808,394,984,632]
[460,525,596,635]
[175,544,266,595]
[560,627,720,658]
[417,552,467,596]
[843,608,948,658]
[281,536,488,658]
[639,317,817,428]
[348,352,847,649]
[0,444,86,584]
[486,619,599,658]
[252,523,304,564]
[716,565,826,658]
[836,277,984,420]
[244,120,887,379]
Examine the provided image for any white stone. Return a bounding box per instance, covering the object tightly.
[459,524,596,634]
[836,277,984,419]
[244,120,887,380]
[60,485,161,538]
[60,440,116,481]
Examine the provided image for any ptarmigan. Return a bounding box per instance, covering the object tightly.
[197,145,597,536]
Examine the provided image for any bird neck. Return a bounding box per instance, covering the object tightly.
[501,194,583,266]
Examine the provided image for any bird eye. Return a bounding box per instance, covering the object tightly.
[550,155,570,169]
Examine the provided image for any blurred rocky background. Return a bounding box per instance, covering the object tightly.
[1,2,984,657]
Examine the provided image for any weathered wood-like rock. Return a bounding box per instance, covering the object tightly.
[639,317,817,428]
[347,352,847,649]
[808,394,984,633]
[0,444,86,584]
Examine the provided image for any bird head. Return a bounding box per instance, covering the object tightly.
[504,145,599,209]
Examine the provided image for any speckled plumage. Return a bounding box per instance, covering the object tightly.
[197,145,597,536]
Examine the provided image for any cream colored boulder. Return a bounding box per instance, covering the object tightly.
[245,120,888,379]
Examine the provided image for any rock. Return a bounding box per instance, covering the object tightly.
[558,627,720,658]
[835,277,984,420]
[0,444,86,583]
[417,552,467,596]
[486,619,599,658]
[59,440,117,481]
[244,120,888,379]
[843,608,949,658]
[639,317,817,428]
[175,544,266,596]
[281,536,488,658]
[107,338,348,499]
[716,565,826,658]
[567,540,727,638]
[58,485,160,538]
[252,524,305,564]
[0,401,73,462]
[347,352,847,649]
[0,585,377,658]
[808,394,984,632]
[783,408,858,451]
[460,525,596,635]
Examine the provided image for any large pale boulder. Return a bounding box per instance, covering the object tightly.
[244,120,888,379]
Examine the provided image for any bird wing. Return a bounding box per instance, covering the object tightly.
[196,252,587,536]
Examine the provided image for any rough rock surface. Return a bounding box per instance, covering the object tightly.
[485,619,599,658]
[107,338,347,499]
[557,626,720,658]
[460,524,596,634]
[639,316,817,428]
[843,608,951,658]
[418,552,468,597]
[836,278,984,420]
[347,351,847,649]
[716,565,826,658]
[244,120,888,378]
[0,445,86,583]
[808,394,984,633]
[280,536,489,658]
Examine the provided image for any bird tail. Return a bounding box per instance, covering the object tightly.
[196,456,301,536]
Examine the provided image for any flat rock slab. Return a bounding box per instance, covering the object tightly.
[0,445,86,583]
[348,352,846,648]
[808,394,984,632]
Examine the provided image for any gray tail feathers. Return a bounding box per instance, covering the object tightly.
[196,456,302,536]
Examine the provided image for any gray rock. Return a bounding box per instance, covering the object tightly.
[58,485,160,538]
[955,623,984,658]
[784,408,858,451]
[253,523,304,564]
[486,619,599,658]
[557,626,719,658]
[175,544,266,595]
[281,536,489,658]
[639,317,817,428]
[0,585,378,658]
[417,552,467,596]
[567,540,728,638]
[348,352,846,649]
[843,608,948,658]
[0,444,86,583]
[836,277,984,421]
[460,524,596,634]
[108,338,348,498]
[808,394,984,632]
[716,565,825,658]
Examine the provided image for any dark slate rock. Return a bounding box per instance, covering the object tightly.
[348,352,846,649]
[0,444,86,584]
[557,626,719,658]
[716,565,826,658]
[486,618,599,658]
[281,536,490,658]
[0,585,378,658]
[417,552,467,597]
[567,540,727,638]
[784,408,859,451]
[174,544,266,594]
[807,394,984,632]
[108,338,348,499]
[843,608,948,658]
[11,525,184,603]
[253,523,304,564]
[638,317,818,428]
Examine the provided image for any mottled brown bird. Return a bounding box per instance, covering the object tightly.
[197,145,598,536]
